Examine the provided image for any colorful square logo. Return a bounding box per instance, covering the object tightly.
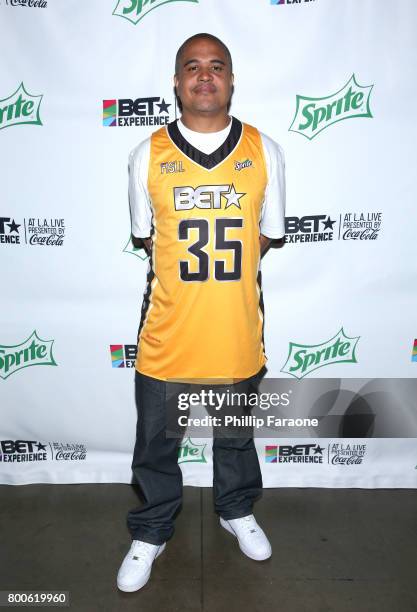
[103,100,117,127]
[412,339,417,362]
[265,445,278,463]
[110,344,124,368]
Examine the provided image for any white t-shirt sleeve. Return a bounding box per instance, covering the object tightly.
[259,132,286,239]
[128,137,153,238]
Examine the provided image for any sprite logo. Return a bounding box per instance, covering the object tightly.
[113,0,198,25]
[0,331,56,380]
[0,83,43,131]
[281,328,359,379]
[178,437,206,464]
[289,74,373,140]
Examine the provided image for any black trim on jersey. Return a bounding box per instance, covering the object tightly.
[257,269,266,354]
[167,117,243,170]
[136,225,156,347]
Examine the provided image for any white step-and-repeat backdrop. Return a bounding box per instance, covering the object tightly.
[1,0,416,487]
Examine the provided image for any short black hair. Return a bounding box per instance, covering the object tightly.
[174,33,233,75]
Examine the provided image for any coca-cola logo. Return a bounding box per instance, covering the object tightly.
[343,228,379,240]
[341,212,382,241]
[28,218,65,245]
[331,454,363,465]
[329,443,367,466]
[29,234,64,246]
[5,0,47,7]
[52,442,87,461]
[55,450,86,461]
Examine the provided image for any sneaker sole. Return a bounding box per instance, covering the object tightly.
[117,543,166,592]
[220,518,272,561]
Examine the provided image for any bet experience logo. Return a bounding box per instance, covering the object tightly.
[103,97,171,127]
[266,443,367,466]
[0,441,87,463]
[290,74,373,140]
[266,444,324,463]
[281,328,360,379]
[284,212,383,244]
[0,331,56,380]
[0,83,42,130]
[285,214,335,244]
[113,0,198,25]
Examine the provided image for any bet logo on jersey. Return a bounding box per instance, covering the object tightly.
[173,184,245,210]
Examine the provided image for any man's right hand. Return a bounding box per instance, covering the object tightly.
[132,235,152,256]
[142,237,152,256]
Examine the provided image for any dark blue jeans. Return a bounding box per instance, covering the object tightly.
[126,370,264,545]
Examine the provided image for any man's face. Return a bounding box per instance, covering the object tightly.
[174,38,234,115]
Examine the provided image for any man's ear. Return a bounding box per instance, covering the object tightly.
[173,74,179,90]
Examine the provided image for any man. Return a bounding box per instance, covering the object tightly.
[117,33,286,593]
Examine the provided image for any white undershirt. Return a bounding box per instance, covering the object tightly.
[177,117,233,155]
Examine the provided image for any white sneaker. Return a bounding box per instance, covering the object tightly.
[220,514,272,561]
[117,540,166,592]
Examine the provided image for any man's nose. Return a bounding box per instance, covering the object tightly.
[198,67,213,81]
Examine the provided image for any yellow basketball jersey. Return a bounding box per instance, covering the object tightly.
[135,117,268,382]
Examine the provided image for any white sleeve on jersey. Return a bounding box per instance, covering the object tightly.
[259,132,286,239]
[128,137,153,238]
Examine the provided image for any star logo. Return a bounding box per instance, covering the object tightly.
[314,445,325,455]
[223,184,245,210]
[322,216,336,231]
[7,219,21,233]
[156,98,171,114]
[36,442,47,452]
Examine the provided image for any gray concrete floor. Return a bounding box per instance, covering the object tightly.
[0,485,416,612]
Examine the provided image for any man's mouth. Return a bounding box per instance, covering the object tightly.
[193,84,217,94]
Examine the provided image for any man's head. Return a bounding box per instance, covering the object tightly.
[174,33,234,116]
